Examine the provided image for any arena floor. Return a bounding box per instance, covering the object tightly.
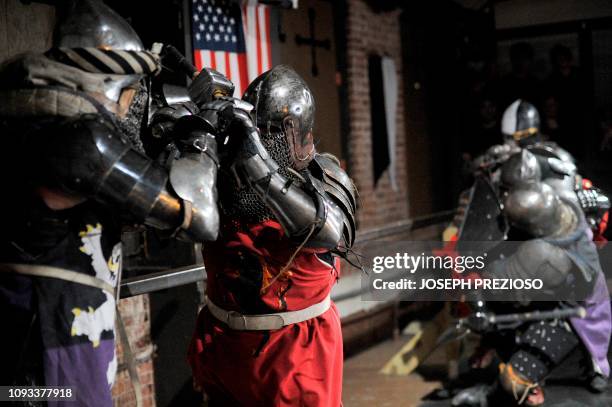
[343,334,612,407]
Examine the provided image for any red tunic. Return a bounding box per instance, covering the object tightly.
[188,220,343,406]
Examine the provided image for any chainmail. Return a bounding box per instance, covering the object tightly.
[220,130,305,225]
[115,83,148,154]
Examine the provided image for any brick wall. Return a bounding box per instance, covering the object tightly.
[112,295,156,407]
[345,0,410,231]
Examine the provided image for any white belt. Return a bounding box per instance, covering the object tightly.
[205,294,331,331]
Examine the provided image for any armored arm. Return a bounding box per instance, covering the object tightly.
[228,109,357,249]
[484,239,593,300]
[41,115,219,242]
[487,240,574,285]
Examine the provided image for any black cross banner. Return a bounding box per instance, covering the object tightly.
[295,7,330,76]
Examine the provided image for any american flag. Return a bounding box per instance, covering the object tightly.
[192,0,272,97]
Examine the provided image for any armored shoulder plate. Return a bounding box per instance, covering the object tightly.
[546,156,577,177]
[527,143,579,200]
[526,141,575,164]
[30,115,221,242]
[43,115,174,221]
[309,153,358,247]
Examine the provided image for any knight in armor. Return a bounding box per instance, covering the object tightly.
[445,99,609,243]
[451,152,611,406]
[188,65,357,406]
[0,1,227,405]
[500,100,609,240]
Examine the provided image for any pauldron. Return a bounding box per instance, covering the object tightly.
[39,114,219,242]
[309,153,358,248]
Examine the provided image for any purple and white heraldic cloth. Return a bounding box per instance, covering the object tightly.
[0,203,121,407]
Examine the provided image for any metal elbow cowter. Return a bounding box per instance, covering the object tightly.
[43,116,219,242]
[236,131,357,250]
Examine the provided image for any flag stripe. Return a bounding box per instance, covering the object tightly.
[210,51,217,70]
[239,53,249,97]
[214,50,226,75]
[257,5,269,72]
[229,52,242,97]
[245,1,258,82]
[265,7,271,70]
[202,51,212,71]
[194,50,203,71]
[225,53,232,79]
[255,5,262,74]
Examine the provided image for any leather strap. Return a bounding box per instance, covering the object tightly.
[0,263,115,295]
[205,295,331,331]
